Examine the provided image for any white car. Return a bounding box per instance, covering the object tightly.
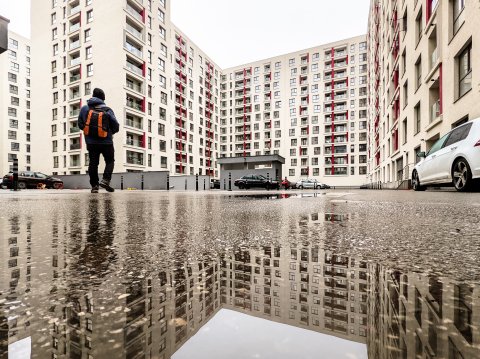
[296,178,323,189]
[412,119,480,192]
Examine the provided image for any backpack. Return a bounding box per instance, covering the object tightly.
[83,106,111,139]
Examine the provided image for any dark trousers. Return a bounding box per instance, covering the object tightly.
[87,144,115,187]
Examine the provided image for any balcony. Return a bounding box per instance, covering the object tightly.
[125,41,143,58]
[69,5,81,16]
[430,48,438,69]
[126,3,143,23]
[69,109,80,118]
[69,23,80,34]
[126,138,143,148]
[126,97,143,112]
[69,40,80,51]
[126,60,143,77]
[126,152,144,166]
[69,126,80,134]
[70,57,81,67]
[70,91,81,101]
[70,142,81,151]
[126,23,144,42]
[126,78,143,94]
[70,73,81,83]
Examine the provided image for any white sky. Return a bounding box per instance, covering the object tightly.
[0,0,370,68]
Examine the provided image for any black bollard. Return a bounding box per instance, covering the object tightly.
[267,173,270,191]
[228,172,232,191]
[185,179,187,191]
[203,178,206,190]
[223,179,226,190]
[141,175,144,190]
[196,174,199,191]
[121,175,124,190]
[167,174,170,191]
[12,158,19,191]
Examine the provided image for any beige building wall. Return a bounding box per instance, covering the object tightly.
[220,36,370,186]
[0,32,31,175]
[367,0,480,187]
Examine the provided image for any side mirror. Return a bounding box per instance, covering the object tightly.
[417,151,426,158]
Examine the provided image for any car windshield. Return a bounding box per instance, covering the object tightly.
[35,173,49,179]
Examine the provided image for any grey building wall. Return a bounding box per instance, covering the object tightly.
[0,16,8,55]
[169,175,211,191]
[58,171,169,190]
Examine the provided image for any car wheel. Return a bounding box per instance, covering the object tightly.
[452,158,473,192]
[412,170,426,191]
[299,185,303,190]
[238,183,245,190]
[53,182,64,190]
[17,182,27,190]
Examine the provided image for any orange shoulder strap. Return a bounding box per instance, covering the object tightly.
[84,110,93,136]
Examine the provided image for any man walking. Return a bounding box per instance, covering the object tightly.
[78,88,119,193]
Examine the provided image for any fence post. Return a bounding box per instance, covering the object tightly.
[196,174,199,191]
[223,179,226,191]
[12,158,19,191]
[203,178,206,190]
[185,178,187,191]
[121,175,124,190]
[228,172,232,191]
[141,175,144,190]
[167,174,170,191]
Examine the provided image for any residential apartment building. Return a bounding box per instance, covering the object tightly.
[367,264,479,359]
[220,36,370,186]
[367,0,480,187]
[31,0,221,177]
[0,32,32,175]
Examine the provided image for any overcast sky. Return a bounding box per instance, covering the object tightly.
[0,0,370,68]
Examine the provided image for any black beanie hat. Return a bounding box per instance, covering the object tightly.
[93,88,105,101]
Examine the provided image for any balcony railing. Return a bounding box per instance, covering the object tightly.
[70,74,81,83]
[126,138,143,147]
[126,61,143,76]
[127,157,144,165]
[126,4,143,22]
[127,100,143,111]
[125,119,142,130]
[70,143,81,150]
[69,40,80,51]
[126,24,144,41]
[125,42,143,58]
[70,57,81,67]
[70,127,80,134]
[69,23,80,33]
[126,81,143,93]
[70,92,80,100]
[70,109,80,117]
[69,6,81,16]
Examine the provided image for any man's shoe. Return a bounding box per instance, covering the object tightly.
[91,186,99,193]
[99,179,115,192]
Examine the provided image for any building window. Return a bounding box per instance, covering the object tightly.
[84,29,91,42]
[416,9,423,45]
[87,64,93,77]
[415,57,422,90]
[86,46,92,59]
[85,82,91,95]
[10,62,19,72]
[457,42,472,98]
[86,10,93,23]
[9,38,18,49]
[8,72,17,83]
[452,0,465,35]
[414,102,421,134]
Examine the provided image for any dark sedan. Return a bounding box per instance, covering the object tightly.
[2,171,64,189]
[234,174,280,190]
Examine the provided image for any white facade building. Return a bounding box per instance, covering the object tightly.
[0,32,31,175]
[221,36,369,185]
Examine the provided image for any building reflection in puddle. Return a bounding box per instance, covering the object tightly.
[0,196,478,359]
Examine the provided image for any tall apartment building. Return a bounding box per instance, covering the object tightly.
[31,0,221,177]
[367,0,480,187]
[0,32,32,175]
[220,37,370,186]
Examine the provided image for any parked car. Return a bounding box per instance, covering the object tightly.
[210,179,220,189]
[234,174,280,190]
[2,171,64,189]
[281,178,296,189]
[296,178,326,190]
[412,119,480,192]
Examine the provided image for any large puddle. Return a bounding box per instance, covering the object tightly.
[0,191,479,358]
